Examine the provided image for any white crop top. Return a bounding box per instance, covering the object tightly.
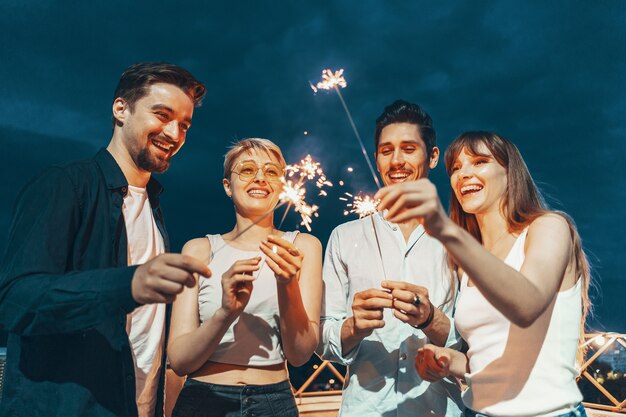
[198,231,298,366]
[455,229,583,417]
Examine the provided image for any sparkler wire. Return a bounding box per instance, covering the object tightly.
[333,86,381,189]
[370,215,387,281]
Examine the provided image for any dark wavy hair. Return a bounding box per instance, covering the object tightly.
[112,62,206,127]
[374,100,436,156]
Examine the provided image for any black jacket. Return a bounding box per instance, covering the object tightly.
[0,148,170,417]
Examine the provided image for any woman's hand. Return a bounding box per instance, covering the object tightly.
[415,344,451,382]
[221,257,259,317]
[374,179,451,239]
[260,234,304,285]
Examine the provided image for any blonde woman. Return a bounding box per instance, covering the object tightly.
[168,138,322,417]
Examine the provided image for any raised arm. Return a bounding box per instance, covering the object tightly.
[376,180,575,328]
[260,233,322,367]
[167,238,258,376]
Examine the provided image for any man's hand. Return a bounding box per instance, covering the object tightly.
[132,253,211,304]
[381,280,433,328]
[350,289,394,337]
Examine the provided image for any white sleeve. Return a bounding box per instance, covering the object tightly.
[317,227,361,365]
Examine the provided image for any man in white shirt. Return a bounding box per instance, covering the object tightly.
[318,100,463,416]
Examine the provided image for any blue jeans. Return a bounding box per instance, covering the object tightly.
[464,403,587,417]
[172,378,299,417]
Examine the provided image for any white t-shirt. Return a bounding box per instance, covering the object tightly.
[123,185,166,417]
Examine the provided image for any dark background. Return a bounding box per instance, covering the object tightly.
[1,1,624,340]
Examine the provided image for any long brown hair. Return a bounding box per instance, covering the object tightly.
[444,131,592,357]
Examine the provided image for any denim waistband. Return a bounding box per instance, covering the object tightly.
[185,378,292,395]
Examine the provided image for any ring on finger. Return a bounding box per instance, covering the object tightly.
[412,294,421,306]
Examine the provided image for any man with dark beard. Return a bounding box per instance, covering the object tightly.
[0,63,210,417]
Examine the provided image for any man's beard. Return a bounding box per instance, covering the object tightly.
[136,147,171,173]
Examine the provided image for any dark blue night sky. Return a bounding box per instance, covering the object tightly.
[1,1,624,332]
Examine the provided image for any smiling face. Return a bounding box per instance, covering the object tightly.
[223,149,284,216]
[375,122,439,185]
[114,82,194,173]
[449,144,508,216]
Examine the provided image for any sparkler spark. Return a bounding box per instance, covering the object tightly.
[279,179,319,231]
[278,154,331,231]
[310,69,347,93]
[285,154,333,189]
[310,68,381,189]
[343,193,380,218]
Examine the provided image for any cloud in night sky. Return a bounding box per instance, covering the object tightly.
[1,1,625,331]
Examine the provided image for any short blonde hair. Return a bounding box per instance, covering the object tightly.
[223,138,287,179]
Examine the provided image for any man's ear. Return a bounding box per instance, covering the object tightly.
[112,98,128,127]
[223,178,232,198]
[429,146,440,169]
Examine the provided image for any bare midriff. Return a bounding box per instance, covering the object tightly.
[188,360,289,385]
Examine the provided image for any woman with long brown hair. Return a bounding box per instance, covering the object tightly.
[375,131,591,417]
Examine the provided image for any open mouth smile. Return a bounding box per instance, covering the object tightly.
[460,184,483,195]
[247,188,270,198]
[387,170,412,183]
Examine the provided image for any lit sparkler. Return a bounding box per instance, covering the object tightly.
[311,68,381,189]
[310,69,347,92]
[279,154,331,231]
[341,192,379,218]
[278,179,319,232]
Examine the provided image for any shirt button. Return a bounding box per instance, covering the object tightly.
[121,186,127,194]
[126,374,133,381]
[400,353,407,360]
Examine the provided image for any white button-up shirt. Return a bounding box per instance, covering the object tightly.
[319,213,463,417]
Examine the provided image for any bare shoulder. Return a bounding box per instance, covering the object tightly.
[182,237,212,263]
[294,232,322,253]
[527,213,572,248]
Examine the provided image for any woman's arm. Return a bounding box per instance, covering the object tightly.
[376,181,574,328]
[260,233,323,366]
[437,214,573,327]
[167,238,259,376]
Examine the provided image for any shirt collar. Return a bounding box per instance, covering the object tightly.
[95,148,164,204]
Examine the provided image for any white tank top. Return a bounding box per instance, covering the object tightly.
[198,231,299,366]
[455,229,583,417]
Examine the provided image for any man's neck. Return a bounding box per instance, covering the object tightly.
[106,139,151,188]
[397,218,421,243]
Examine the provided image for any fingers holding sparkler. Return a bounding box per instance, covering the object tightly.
[259,235,304,284]
[374,179,450,238]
